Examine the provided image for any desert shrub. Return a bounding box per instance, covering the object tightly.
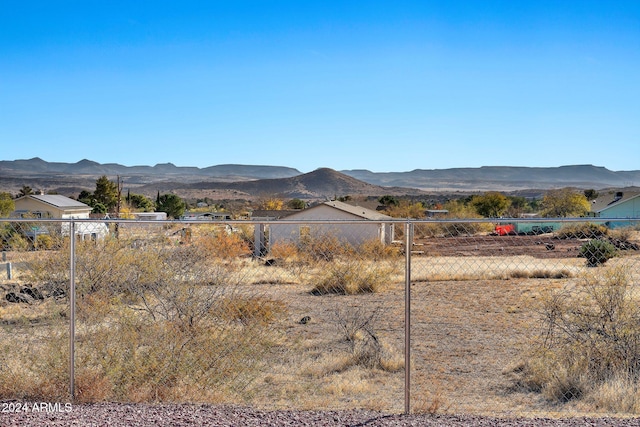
[18,239,70,287]
[74,305,278,402]
[330,305,403,372]
[358,238,401,260]
[194,230,251,259]
[74,285,282,402]
[217,295,287,325]
[34,234,55,250]
[513,267,640,410]
[0,331,69,402]
[297,234,354,262]
[609,226,634,243]
[413,222,441,239]
[310,260,393,295]
[7,234,29,251]
[580,239,617,267]
[24,235,241,296]
[556,222,608,239]
[268,241,299,259]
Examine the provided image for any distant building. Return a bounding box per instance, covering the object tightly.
[250,210,299,220]
[267,200,394,252]
[12,194,108,240]
[132,212,168,221]
[590,190,640,228]
[425,209,449,218]
[181,212,231,221]
[13,194,92,219]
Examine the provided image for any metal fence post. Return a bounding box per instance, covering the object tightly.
[404,221,413,415]
[69,220,76,402]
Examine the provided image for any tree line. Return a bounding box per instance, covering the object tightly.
[1,176,599,220]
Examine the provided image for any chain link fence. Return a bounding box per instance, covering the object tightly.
[1,217,639,417]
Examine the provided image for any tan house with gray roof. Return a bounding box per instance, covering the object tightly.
[266,200,395,251]
[13,195,108,240]
[13,194,93,219]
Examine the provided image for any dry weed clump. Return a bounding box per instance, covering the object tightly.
[194,230,251,259]
[511,266,640,413]
[555,222,609,239]
[72,286,285,403]
[329,306,404,373]
[310,260,394,295]
[0,331,69,402]
[268,241,300,260]
[297,234,355,263]
[412,380,451,414]
[217,295,287,325]
[358,238,401,260]
[508,269,574,279]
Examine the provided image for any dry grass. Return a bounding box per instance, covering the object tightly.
[508,265,640,413]
[310,260,396,295]
[1,230,640,417]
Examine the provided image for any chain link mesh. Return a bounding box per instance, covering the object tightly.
[1,218,639,416]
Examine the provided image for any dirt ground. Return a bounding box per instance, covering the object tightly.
[414,234,586,259]
[247,272,559,415]
[244,244,640,416]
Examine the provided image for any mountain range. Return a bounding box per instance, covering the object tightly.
[1,158,639,200]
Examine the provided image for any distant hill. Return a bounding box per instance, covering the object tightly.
[0,157,301,180]
[2,158,640,199]
[144,167,417,199]
[342,165,640,191]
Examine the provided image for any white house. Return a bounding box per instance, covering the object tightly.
[132,212,168,221]
[13,194,109,240]
[13,194,93,219]
[266,200,395,252]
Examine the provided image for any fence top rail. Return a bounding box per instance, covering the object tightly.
[1,217,639,226]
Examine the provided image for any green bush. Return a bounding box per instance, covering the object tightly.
[580,239,617,267]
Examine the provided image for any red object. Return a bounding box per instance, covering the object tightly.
[495,224,515,236]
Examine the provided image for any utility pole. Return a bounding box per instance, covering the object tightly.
[115,176,122,238]
[116,175,122,217]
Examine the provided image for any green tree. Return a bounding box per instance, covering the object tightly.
[442,199,482,219]
[128,193,155,212]
[78,190,93,205]
[378,195,399,207]
[91,203,108,215]
[505,196,530,217]
[156,194,186,219]
[386,199,426,218]
[18,185,34,197]
[93,176,119,212]
[0,192,15,217]
[471,192,511,218]
[541,188,591,217]
[287,198,306,210]
[584,189,599,201]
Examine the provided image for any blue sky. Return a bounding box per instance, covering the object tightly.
[1,1,639,173]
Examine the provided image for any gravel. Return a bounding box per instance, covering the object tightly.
[2,403,640,427]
